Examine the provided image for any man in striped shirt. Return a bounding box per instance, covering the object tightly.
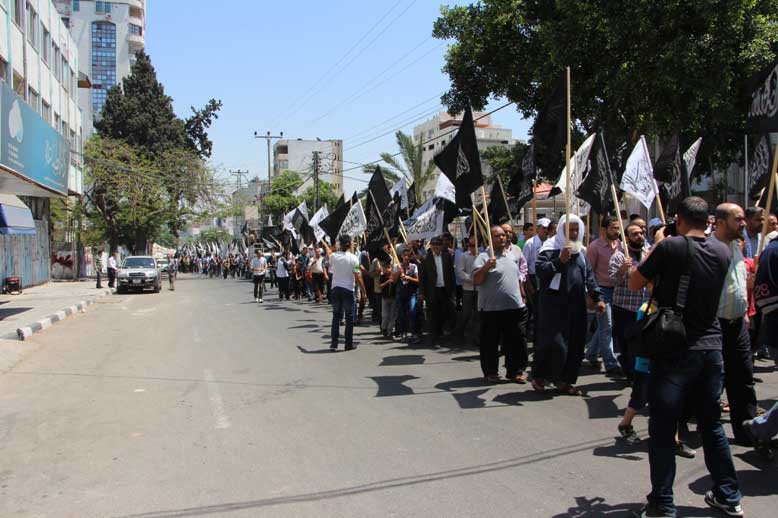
[709,203,757,445]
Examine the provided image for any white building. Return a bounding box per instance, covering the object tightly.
[273,138,343,196]
[413,111,514,201]
[53,0,145,136]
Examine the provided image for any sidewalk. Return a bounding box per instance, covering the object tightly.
[0,280,112,341]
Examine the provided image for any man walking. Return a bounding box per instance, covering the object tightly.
[585,216,621,375]
[328,235,366,351]
[629,197,742,518]
[167,253,178,291]
[473,226,529,383]
[709,203,757,446]
[95,250,104,289]
[522,218,551,340]
[419,236,456,344]
[107,252,118,289]
[251,249,268,302]
[454,236,479,342]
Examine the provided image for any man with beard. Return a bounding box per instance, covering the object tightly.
[609,222,650,382]
[743,206,763,259]
[709,203,757,446]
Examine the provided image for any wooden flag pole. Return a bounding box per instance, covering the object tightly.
[367,188,401,265]
[398,219,409,243]
[610,185,628,252]
[496,175,514,223]
[585,213,591,246]
[472,202,490,240]
[480,185,495,256]
[531,180,538,228]
[565,66,572,244]
[757,143,778,256]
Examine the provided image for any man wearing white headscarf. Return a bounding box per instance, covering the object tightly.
[531,214,605,395]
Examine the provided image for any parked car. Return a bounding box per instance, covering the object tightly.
[116,256,161,294]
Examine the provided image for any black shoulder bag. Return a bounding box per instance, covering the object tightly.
[628,236,696,359]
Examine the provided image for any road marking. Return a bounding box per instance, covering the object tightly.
[204,369,231,430]
[134,388,145,393]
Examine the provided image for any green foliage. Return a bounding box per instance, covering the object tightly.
[433,0,778,166]
[196,227,232,244]
[481,142,530,187]
[364,131,436,205]
[261,170,304,216]
[185,99,223,159]
[302,179,340,212]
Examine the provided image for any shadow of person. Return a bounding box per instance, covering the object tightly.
[296,346,339,354]
[451,389,491,409]
[584,394,622,420]
[451,354,480,362]
[492,389,553,406]
[435,377,498,392]
[592,439,647,462]
[550,496,638,517]
[688,468,778,498]
[367,375,419,397]
[379,355,425,366]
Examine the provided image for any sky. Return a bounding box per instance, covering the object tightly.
[145,0,532,195]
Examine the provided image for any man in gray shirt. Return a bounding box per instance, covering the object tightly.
[473,225,529,383]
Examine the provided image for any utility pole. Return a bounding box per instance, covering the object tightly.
[230,169,249,238]
[312,151,321,213]
[253,131,284,181]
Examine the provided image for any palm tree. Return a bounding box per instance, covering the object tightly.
[363,131,436,207]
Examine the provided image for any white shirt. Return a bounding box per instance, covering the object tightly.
[309,256,324,274]
[522,235,543,275]
[330,251,360,291]
[433,253,445,287]
[251,256,267,275]
[276,257,289,278]
[457,251,477,291]
[108,256,117,270]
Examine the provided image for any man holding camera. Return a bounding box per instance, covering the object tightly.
[629,197,742,518]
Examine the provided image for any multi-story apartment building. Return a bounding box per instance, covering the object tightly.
[273,138,343,196]
[53,0,145,136]
[413,111,514,201]
[0,0,85,286]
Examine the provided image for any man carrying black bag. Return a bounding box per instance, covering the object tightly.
[628,197,743,518]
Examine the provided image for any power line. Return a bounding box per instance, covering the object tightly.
[342,92,443,141]
[344,106,442,151]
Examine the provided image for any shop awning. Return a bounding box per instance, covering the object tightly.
[0,194,35,235]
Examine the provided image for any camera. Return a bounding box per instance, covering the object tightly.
[663,218,677,237]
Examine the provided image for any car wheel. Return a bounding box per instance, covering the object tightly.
[153,282,161,293]
[117,286,127,294]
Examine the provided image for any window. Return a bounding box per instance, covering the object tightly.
[42,28,50,64]
[27,87,39,113]
[129,24,142,37]
[13,0,22,27]
[53,44,60,82]
[129,6,143,19]
[91,22,116,117]
[26,3,37,49]
[0,59,6,83]
[13,72,24,97]
[54,113,61,135]
[42,101,51,124]
[73,0,80,11]
[62,57,69,91]
[60,119,66,136]
[96,1,112,14]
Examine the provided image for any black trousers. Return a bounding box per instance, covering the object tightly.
[96,270,102,289]
[612,305,638,379]
[253,274,265,299]
[719,317,757,442]
[108,268,116,288]
[277,277,290,299]
[479,307,528,377]
[428,287,454,337]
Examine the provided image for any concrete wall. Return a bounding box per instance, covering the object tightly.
[0,220,51,288]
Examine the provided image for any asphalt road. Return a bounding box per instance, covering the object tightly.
[1,274,776,518]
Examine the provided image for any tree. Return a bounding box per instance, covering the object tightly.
[196,227,232,244]
[433,1,778,167]
[261,170,304,217]
[363,131,436,206]
[481,142,530,187]
[185,99,223,159]
[302,179,340,213]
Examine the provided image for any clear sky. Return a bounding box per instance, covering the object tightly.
[145,0,531,195]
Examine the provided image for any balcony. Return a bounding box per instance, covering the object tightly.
[127,32,145,50]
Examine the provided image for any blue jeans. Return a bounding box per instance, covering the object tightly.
[585,287,618,370]
[330,287,355,348]
[648,349,740,515]
[748,402,778,442]
[396,289,418,335]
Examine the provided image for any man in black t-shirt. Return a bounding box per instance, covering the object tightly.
[629,197,742,518]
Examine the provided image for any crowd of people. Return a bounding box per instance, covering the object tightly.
[172,195,778,517]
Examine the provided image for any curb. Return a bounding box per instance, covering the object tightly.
[15,289,113,341]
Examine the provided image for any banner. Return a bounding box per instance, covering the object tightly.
[390,178,409,210]
[403,201,445,242]
[309,206,329,242]
[619,136,656,210]
[339,198,367,238]
[433,172,456,204]
[433,105,483,208]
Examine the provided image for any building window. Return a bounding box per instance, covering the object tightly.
[62,57,69,92]
[129,24,143,36]
[13,0,22,27]
[26,3,37,49]
[27,87,39,113]
[42,28,50,64]
[54,113,61,134]
[42,101,51,124]
[0,59,7,83]
[96,1,112,14]
[129,6,143,19]
[13,72,24,97]
[73,0,80,11]
[91,21,116,118]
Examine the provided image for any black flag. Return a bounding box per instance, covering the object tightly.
[334,192,346,211]
[655,134,690,215]
[747,61,778,133]
[526,74,567,182]
[507,146,536,211]
[433,105,483,208]
[318,192,356,241]
[365,167,399,252]
[749,134,773,201]
[488,178,511,225]
[406,182,417,216]
[576,133,615,214]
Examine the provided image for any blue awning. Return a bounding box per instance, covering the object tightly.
[0,195,35,235]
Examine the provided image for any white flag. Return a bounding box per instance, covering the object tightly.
[339,199,367,238]
[283,207,296,232]
[433,173,456,204]
[390,178,409,210]
[620,136,656,210]
[309,206,329,242]
[403,202,445,242]
[554,133,596,195]
[684,137,702,176]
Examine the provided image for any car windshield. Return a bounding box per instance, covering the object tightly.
[123,258,156,268]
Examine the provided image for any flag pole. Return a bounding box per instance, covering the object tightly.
[496,175,514,223]
[367,188,401,265]
[585,213,591,246]
[744,135,749,209]
[641,136,666,223]
[565,66,572,244]
[531,179,538,228]
[479,186,495,256]
[610,185,628,252]
[758,143,778,256]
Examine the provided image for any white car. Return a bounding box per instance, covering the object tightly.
[116,256,162,294]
